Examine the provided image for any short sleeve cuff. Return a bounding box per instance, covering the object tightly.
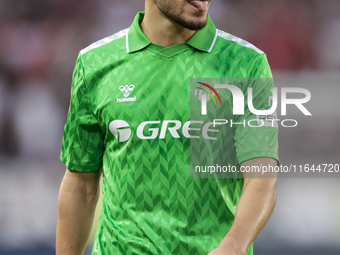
[237,151,280,166]
[60,153,102,172]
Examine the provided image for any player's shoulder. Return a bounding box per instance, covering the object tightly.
[214,29,265,57]
[79,28,129,57]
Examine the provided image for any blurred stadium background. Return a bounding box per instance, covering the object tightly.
[0,0,339,254]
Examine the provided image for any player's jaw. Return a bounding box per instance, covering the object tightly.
[156,0,211,31]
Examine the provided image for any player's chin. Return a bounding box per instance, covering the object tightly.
[183,16,208,30]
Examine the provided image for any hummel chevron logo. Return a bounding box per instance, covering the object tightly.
[119,84,134,97]
[117,84,136,103]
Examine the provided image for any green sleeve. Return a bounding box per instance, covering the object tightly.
[233,54,280,165]
[60,54,104,172]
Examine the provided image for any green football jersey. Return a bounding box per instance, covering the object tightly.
[60,12,279,255]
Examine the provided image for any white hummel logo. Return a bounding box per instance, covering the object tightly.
[117,84,136,103]
[119,84,135,97]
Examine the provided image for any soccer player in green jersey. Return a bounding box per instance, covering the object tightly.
[57,0,279,255]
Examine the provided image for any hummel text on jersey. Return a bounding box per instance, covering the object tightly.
[116,84,136,102]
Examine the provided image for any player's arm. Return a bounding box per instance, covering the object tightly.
[208,157,277,255]
[56,168,102,255]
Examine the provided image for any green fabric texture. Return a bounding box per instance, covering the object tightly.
[60,12,278,255]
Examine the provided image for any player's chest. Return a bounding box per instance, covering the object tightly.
[88,56,234,138]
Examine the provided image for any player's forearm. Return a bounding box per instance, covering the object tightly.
[56,170,101,255]
[217,178,277,254]
[211,158,278,255]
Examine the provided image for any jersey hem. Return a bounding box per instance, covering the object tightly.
[60,153,102,172]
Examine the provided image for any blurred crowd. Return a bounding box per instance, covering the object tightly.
[0,0,340,160]
[0,0,340,252]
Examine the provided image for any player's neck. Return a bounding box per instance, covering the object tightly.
[140,4,196,47]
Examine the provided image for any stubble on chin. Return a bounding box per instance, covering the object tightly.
[157,0,208,30]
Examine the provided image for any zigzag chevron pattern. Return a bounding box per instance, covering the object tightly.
[60,17,279,254]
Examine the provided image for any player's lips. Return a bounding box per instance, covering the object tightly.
[188,0,209,12]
